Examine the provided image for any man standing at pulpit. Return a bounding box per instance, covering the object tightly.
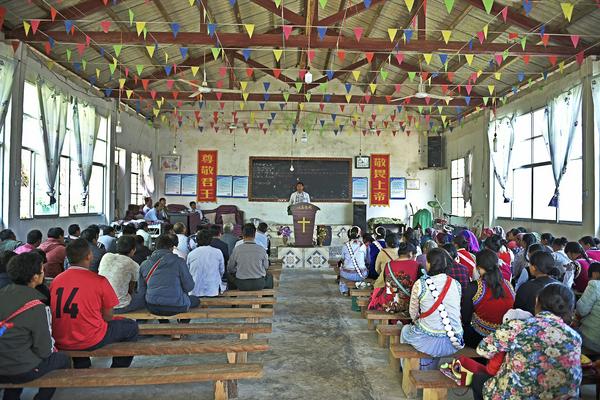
[289,182,311,205]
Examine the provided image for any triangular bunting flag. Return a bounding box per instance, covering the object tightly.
[560,2,574,21]
[404,0,415,12]
[146,45,155,58]
[482,0,494,14]
[136,21,146,36]
[444,0,454,13]
[352,70,361,81]
[387,28,398,42]
[283,25,292,40]
[244,24,255,38]
[273,49,283,62]
[441,30,451,44]
[353,27,363,42]
[113,44,122,57]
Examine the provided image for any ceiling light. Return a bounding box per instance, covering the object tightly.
[304,70,313,84]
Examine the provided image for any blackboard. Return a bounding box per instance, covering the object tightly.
[249,157,352,202]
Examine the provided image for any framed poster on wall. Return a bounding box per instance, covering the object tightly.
[180,174,197,196]
[232,176,248,198]
[352,177,368,199]
[216,175,233,198]
[390,177,407,200]
[165,174,182,195]
[159,155,181,172]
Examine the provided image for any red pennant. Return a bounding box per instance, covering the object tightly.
[353,27,363,42]
[421,72,429,81]
[282,25,292,40]
[31,19,41,34]
[390,113,396,122]
[125,67,129,77]
[76,43,85,56]
[424,97,431,105]
[336,50,346,61]
[273,68,281,78]
[541,34,550,47]
[44,41,51,55]
[394,83,401,92]
[570,34,580,48]
[50,7,57,22]
[244,127,249,134]
[299,69,306,80]
[319,103,325,111]
[216,80,224,89]
[548,55,557,66]
[172,91,179,100]
[339,105,345,112]
[576,51,584,65]
[219,66,227,77]
[215,92,223,100]
[395,52,404,65]
[263,128,267,134]
[100,20,111,33]
[447,71,455,82]
[385,96,392,104]
[259,122,264,129]
[102,0,109,5]
[141,79,149,90]
[365,52,374,63]
[508,32,519,40]
[85,35,91,46]
[246,67,254,77]
[150,90,157,99]
[523,54,530,64]
[359,104,365,112]
[166,79,174,89]
[364,94,371,103]
[219,102,225,109]
[501,6,508,22]
[213,112,219,121]
[307,49,315,62]
[441,84,449,94]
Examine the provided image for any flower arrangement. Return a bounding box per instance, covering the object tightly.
[277,226,292,239]
[317,226,328,245]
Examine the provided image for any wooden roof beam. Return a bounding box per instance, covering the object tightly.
[248,0,305,25]
[317,0,387,26]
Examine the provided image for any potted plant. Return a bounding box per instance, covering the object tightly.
[317,226,328,246]
[277,226,292,246]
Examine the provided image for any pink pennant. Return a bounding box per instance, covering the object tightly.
[353,27,364,42]
[501,6,508,22]
[125,67,129,77]
[31,19,41,34]
[273,68,281,78]
[541,34,550,47]
[307,49,315,63]
[44,42,51,55]
[100,20,111,33]
[85,35,91,46]
[50,7,57,22]
[447,71,454,82]
[466,83,472,95]
[220,102,225,110]
[548,55,557,66]
[424,97,431,105]
[216,80,224,89]
[394,83,401,92]
[339,105,345,112]
[172,91,179,100]
[425,115,431,124]
[282,25,293,40]
[365,52,374,63]
[76,43,85,56]
[477,31,485,44]
[299,69,306,80]
[395,52,404,65]
[364,94,371,103]
[219,66,227,77]
[215,92,223,100]
[150,90,157,100]
[441,84,448,94]
[495,54,503,65]
[166,79,174,89]
[359,104,365,112]
[576,51,584,65]
[371,113,376,120]
[194,111,201,121]
[570,34,580,48]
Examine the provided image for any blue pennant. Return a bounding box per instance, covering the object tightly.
[64,20,73,33]
[73,62,81,72]
[364,0,372,8]
[267,119,272,126]
[542,71,548,80]
[331,113,337,121]
[333,129,339,135]
[208,23,217,37]
[171,23,180,38]
[468,39,473,51]
[99,47,105,57]
[517,71,525,82]
[199,126,204,133]
[512,86,518,95]
[320,120,325,127]
[523,0,532,15]
[324,94,331,102]
[455,106,463,114]
[317,26,327,40]
[164,65,172,76]
[104,88,113,97]
[229,0,236,5]
[198,101,205,109]
[89,76,96,86]
[404,29,413,43]
[242,48,251,61]
[465,96,471,105]
[539,24,545,37]
[271,112,277,119]
[339,124,344,131]
[263,82,270,91]
[48,37,55,48]
[345,83,352,93]
[438,54,448,65]
[259,103,265,110]
[326,70,334,80]
[291,127,297,135]
[279,103,285,110]
[263,93,270,101]
[396,106,402,113]
[180,47,188,59]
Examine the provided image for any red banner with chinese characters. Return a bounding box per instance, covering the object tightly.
[197,150,218,202]
[370,154,390,206]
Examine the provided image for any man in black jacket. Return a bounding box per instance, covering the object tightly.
[0,252,70,400]
[208,225,229,266]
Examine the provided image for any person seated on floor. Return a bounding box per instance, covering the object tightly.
[338,226,368,295]
[461,249,515,349]
[227,223,272,291]
[38,227,66,278]
[576,262,600,353]
[368,240,420,313]
[136,222,152,249]
[139,234,199,317]
[98,226,117,253]
[0,252,70,400]
[255,222,269,253]
[472,283,581,400]
[78,228,106,273]
[514,250,558,316]
[173,222,192,259]
[98,236,145,314]
[220,223,239,258]
[132,235,152,265]
[187,229,225,297]
[0,251,17,289]
[51,239,138,369]
[442,244,471,292]
[0,229,22,253]
[64,224,81,245]
[209,225,229,265]
[400,248,464,367]
[14,230,43,255]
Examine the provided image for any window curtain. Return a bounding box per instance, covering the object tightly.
[593,78,600,143]
[72,98,99,205]
[140,154,155,196]
[544,84,582,207]
[462,150,473,205]
[0,56,15,133]
[488,114,515,202]
[37,78,69,205]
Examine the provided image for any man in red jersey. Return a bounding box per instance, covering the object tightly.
[50,239,138,369]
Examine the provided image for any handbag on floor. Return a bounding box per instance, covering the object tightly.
[439,359,474,386]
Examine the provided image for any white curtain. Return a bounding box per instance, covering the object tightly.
[593,78,600,145]
[462,150,473,205]
[37,78,69,205]
[140,154,155,196]
[72,99,100,205]
[0,56,15,133]
[488,115,515,202]
[544,84,582,207]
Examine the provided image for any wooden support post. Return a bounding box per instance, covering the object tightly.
[389,350,400,373]
[401,358,420,398]
[367,319,375,331]
[422,388,448,400]
[214,380,228,400]
[377,331,387,348]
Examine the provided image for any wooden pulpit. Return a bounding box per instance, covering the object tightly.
[289,203,320,247]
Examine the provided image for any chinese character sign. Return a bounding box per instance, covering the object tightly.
[197,150,218,202]
[370,154,390,206]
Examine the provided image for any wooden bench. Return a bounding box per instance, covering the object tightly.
[365,310,410,332]
[357,298,369,317]
[377,324,402,349]
[1,363,262,400]
[122,307,273,323]
[200,297,276,308]
[349,288,373,297]
[391,344,478,398]
[410,370,458,400]
[138,322,272,340]
[221,289,275,297]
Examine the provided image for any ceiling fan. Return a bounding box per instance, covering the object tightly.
[179,72,242,97]
[391,78,453,102]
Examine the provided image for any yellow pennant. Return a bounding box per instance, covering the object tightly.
[378,105,384,113]
[244,24,255,38]
[444,98,451,105]
[136,21,146,36]
[404,0,415,12]
[441,30,452,44]
[494,72,502,80]
[477,69,483,78]
[153,108,160,118]
[559,61,565,73]
[126,89,133,99]
[437,106,443,114]
[387,28,398,42]
[299,103,305,110]
[240,81,248,91]
[483,24,488,39]
[146,45,155,58]
[96,68,101,79]
[23,21,31,36]
[560,2,574,22]
[369,83,377,94]
[273,49,283,62]
[250,112,255,124]
[441,115,447,124]
[191,66,199,77]
[119,78,126,89]
[345,94,352,103]
[488,85,495,95]
[242,92,249,102]
[352,70,361,81]
[465,54,474,65]
[239,102,245,110]
[423,53,432,65]
[188,0,195,6]
[157,99,163,108]
[164,52,169,64]
[46,60,55,70]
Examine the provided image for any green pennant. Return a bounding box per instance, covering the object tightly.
[128,9,134,26]
[502,49,509,60]
[380,70,388,81]
[318,0,327,9]
[274,0,282,7]
[109,61,117,75]
[527,78,533,88]
[501,96,507,105]
[444,0,454,13]
[319,83,327,93]
[305,93,311,101]
[521,36,527,50]
[418,106,423,113]
[136,64,144,76]
[143,26,147,40]
[295,82,302,92]
[482,0,494,14]
[483,97,489,105]
[81,59,87,71]
[66,48,72,62]
[211,47,221,60]
[407,71,416,81]
[283,92,290,102]
[113,44,122,58]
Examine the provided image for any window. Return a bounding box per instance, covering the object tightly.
[20,81,108,218]
[451,158,472,218]
[493,107,583,222]
[130,152,144,206]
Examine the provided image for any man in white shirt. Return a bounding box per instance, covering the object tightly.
[136,222,152,249]
[255,222,269,252]
[188,201,204,219]
[173,222,191,259]
[289,181,311,206]
[142,197,153,215]
[187,229,225,297]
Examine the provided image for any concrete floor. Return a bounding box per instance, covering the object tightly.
[16,268,596,399]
